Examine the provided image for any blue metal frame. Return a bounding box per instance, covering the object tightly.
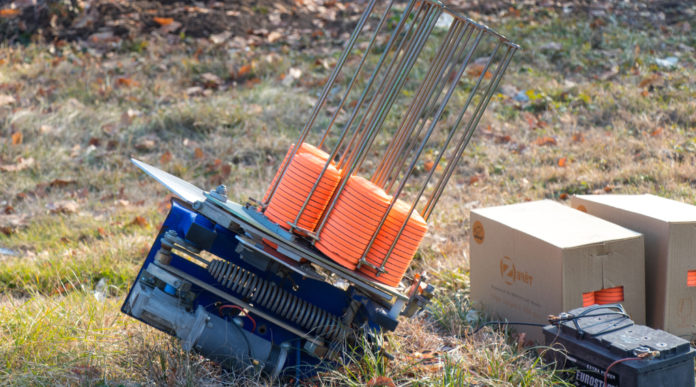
[122,199,369,375]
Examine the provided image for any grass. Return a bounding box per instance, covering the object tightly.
[1,2,695,385]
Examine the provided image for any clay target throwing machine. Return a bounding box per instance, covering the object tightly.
[123,0,517,377]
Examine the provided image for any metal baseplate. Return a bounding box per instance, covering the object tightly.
[122,159,434,377]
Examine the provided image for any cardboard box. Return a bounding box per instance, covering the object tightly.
[572,194,696,339]
[470,200,645,342]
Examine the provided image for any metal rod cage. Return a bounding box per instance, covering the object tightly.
[263,0,518,276]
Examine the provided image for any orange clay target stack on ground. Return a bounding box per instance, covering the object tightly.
[315,175,427,287]
[264,143,340,233]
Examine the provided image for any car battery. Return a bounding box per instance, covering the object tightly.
[543,304,695,387]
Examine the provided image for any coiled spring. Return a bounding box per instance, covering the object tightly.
[208,259,346,341]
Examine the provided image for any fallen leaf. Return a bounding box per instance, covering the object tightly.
[0,214,28,235]
[639,73,664,88]
[0,94,16,106]
[558,157,567,167]
[0,9,20,17]
[97,227,107,237]
[650,127,663,137]
[201,73,222,89]
[366,376,396,387]
[534,136,557,146]
[11,132,22,145]
[158,20,182,34]
[423,160,442,173]
[246,77,261,87]
[194,147,205,159]
[597,65,619,81]
[641,90,650,97]
[186,86,204,96]
[571,133,585,143]
[495,134,511,144]
[153,17,174,26]
[3,205,14,214]
[39,125,53,134]
[311,29,324,39]
[559,193,569,200]
[49,179,77,188]
[267,31,283,43]
[466,63,493,79]
[88,30,121,45]
[116,77,139,88]
[237,64,252,78]
[0,156,34,172]
[48,200,79,214]
[469,175,481,185]
[160,151,173,164]
[135,137,156,151]
[158,194,176,213]
[249,28,268,36]
[210,31,232,44]
[130,215,148,228]
[604,185,614,193]
[221,164,231,178]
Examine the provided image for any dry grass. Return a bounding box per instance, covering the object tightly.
[1,3,695,385]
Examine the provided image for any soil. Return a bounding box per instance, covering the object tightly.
[0,0,691,47]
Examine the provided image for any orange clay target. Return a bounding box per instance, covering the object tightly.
[263,143,332,203]
[265,151,340,232]
[316,175,427,286]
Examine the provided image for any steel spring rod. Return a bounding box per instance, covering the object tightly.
[208,259,347,341]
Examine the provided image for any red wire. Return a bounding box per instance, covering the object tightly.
[603,357,641,386]
[218,305,257,332]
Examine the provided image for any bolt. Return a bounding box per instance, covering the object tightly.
[215,185,227,197]
[192,201,202,210]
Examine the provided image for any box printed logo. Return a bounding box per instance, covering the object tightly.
[473,221,485,244]
[499,256,533,286]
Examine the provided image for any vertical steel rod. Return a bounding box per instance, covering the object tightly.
[375,22,475,189]
[371,20,466,186]
[262,0,377,206]
[357,30,491,273]
[317,0,397,150]
[313,2,434,239]
[352,6,442,174]
[422,45,515,220]
[290,0,398,233]
[339,3,432,172]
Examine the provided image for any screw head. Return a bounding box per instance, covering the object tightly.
[215,185,227,196]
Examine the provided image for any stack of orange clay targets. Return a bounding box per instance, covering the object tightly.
[688,270,696,287]
[264,144,341,233]
[264,144,427,287]
[582,286,624,307]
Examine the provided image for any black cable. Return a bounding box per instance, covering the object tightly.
[471,321,548,335]
[470,305,633,337]
[227,315,253,360]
